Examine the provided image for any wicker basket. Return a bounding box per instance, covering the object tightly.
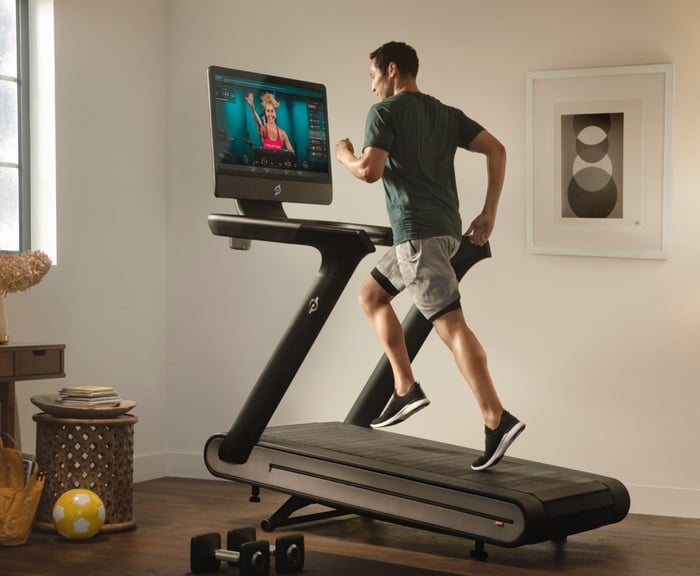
[32,413,138,533]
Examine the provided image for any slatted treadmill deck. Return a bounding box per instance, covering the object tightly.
[261,422,617,501]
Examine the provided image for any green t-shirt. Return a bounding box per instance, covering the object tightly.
[363,91,483,245]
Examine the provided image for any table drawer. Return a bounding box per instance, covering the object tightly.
[0,351,13,377]
[15,349,63,377]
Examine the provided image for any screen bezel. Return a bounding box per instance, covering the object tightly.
[208,66,332,205]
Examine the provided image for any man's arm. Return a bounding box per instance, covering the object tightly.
[335,138,389,183]
[465,130,506,246]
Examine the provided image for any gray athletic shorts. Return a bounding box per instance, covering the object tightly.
[371,235,462,322]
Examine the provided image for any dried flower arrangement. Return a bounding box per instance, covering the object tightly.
[0,250,52,343]
[0,250,52,295]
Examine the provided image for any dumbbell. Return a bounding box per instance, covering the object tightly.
[190,527,304,575]
[190,532,270,575]
[228,526,304,575]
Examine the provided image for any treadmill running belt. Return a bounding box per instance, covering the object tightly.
[260,422,617,503]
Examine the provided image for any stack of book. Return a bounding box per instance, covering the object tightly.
[57,386,122,407]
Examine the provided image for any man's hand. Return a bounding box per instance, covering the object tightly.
[466,212,495,246]
[465,130,506,246]
[335,138,355,165]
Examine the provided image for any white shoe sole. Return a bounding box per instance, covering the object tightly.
[370,398,431,429]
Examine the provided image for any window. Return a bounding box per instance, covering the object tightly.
[0,0,29,252]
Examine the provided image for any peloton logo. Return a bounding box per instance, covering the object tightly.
[274,184,282,196]
[308,296,319,314]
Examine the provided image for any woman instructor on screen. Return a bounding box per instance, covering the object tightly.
[246,92,295,153]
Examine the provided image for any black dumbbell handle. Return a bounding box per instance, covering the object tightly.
[215,547,267,569]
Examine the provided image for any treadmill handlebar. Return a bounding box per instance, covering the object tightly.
[208,213,393,248]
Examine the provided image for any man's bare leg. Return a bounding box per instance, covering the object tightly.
[359,275,415,396]
[432,308,503,429]
[359,275,430,428]
[433,307,525,470]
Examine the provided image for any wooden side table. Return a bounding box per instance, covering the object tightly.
[0,343,65,439]
[32,410,138,533]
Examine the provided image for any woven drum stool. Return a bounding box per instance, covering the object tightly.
[32,411,138,533]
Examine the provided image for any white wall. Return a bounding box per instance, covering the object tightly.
[9,0,700,518]
[12,0,169,479]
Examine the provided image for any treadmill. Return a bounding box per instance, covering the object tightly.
[203,65,629,557]
[204,200,630,557]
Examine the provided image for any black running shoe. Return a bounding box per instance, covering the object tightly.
[370,382,431,429]
[471,410,525,471]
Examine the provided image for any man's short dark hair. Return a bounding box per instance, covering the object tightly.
[370,41,419,77]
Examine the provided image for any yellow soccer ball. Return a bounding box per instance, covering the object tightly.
[52,489,106,540]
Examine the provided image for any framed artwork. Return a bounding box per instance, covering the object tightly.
[526,64,673,259]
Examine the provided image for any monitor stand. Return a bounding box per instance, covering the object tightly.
[204,202,629,558]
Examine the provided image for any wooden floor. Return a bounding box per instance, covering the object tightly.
[2,477,699,575]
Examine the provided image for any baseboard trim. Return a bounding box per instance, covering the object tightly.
[134,450,209,482]
[628,484,700,518]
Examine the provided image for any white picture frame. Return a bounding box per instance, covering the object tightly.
[526,64,673,259]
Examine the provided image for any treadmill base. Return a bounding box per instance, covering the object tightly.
[205,422,629,550]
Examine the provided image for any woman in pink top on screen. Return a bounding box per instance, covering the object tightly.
[245,92,295,153]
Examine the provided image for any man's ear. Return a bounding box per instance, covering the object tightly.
[387,61,398,78]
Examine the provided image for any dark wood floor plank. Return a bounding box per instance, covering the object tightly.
[1,477,698,576]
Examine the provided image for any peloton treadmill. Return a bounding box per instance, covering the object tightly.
[203,66,629,558]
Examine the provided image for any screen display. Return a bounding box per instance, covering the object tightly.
[208,66,332,205]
